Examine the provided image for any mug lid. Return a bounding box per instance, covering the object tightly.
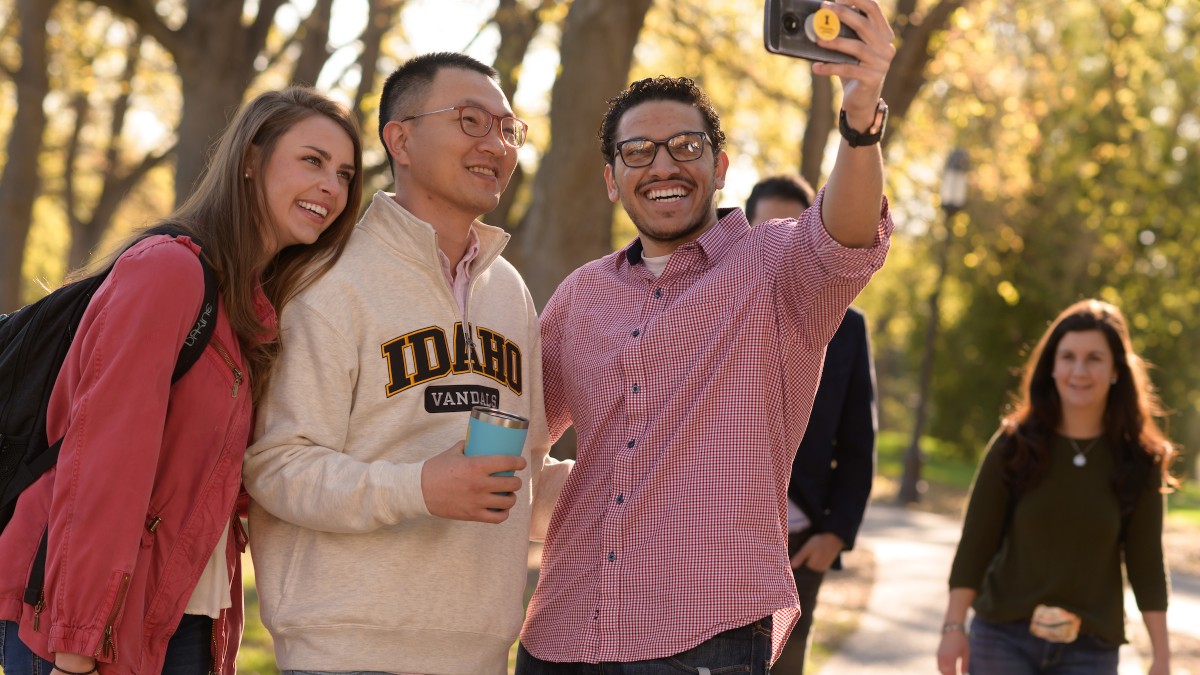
[470,406,530,429]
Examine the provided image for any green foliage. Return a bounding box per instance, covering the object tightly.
[1168,482,1200,526]
[903,0,1200,465]
[876,430,979,493]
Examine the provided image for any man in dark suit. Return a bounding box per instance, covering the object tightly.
[746,175,878,674]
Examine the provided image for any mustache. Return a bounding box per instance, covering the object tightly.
[636,174,697,192]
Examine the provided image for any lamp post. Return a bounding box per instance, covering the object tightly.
[898,148,969,504]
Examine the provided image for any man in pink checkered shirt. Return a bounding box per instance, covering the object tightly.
[518,2,896,672]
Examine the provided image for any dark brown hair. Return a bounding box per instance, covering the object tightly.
[1000,299,1176,513]
[745,174,815,223]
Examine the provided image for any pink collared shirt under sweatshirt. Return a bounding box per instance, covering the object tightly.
[521,191,893,663]
[439,227,480,313]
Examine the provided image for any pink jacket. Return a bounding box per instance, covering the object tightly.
[0,235,273,674]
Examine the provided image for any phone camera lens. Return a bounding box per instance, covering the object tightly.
[782,12,800,33]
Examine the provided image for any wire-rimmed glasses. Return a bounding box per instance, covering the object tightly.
[399,105,529,148]
[615,131,711,168]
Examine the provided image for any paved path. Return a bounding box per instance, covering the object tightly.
[814,502,1193,674]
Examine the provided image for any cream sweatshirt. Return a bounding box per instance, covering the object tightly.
[244,192,570,675]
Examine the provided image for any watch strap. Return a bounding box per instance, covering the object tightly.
[839,99,888,148]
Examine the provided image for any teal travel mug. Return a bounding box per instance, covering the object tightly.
[463,406,529,476]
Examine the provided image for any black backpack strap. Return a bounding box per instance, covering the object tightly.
[171,255,218,383]
[23,234,220,607]
[135,224,218,383]
[23,531,47,606]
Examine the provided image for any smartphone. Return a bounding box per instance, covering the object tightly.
[763,0,861,65]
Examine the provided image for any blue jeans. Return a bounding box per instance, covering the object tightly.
[1,614,212,675]
[0,620,53,675]
[968,615,1119,675]
[516,617,773,674]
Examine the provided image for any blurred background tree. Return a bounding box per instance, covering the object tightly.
[2,0,1197,480]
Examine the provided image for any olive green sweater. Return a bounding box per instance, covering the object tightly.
[948,432,1168,645]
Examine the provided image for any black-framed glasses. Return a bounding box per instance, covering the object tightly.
[615,131,711,168]
[399,105,528,148]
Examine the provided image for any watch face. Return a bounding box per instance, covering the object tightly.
[839,100,887,147]
[869,109,884,134]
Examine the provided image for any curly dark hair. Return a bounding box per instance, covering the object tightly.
[598,76,727,166]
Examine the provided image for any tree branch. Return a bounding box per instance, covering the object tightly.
[665,2,806,108]
[246,0,287,59]
[882,0,972,122]
[290,0,335,86]
[89,0,177,55]
[64,94,89,230]
[352,0,405,127]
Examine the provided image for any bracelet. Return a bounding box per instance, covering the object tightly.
[53,664,99,675]
[942,621,966,634]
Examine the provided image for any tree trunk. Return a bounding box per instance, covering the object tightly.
[0,0,55,311]
[800,72,834,186]
[93,0,286,203]
[511,0,655,308]
[353,0,405,130]
[291,0,334,86]
[483,0,556,231]
[170,1,267,200]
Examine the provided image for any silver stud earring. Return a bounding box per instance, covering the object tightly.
[243,172,251,179]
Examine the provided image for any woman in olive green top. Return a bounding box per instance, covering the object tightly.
[937,299,1176,675]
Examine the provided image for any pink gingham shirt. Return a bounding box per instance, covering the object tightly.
[521,190,892,663]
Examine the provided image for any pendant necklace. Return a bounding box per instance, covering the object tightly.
[1068,437,1099,467]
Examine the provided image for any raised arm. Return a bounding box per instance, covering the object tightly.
[812,0,896,248]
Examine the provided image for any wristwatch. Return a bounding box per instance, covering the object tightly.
[839,99,889,148]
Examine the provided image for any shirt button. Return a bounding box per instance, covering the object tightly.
[631,329,640,337]
[631,384,640,393]
[616,494,624,504]
[607,552,616,562]
[653,288,663,298]
[626,440,635,448]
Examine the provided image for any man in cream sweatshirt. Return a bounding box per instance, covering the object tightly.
[243,52,570,675]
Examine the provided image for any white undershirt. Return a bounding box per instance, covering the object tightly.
[641,252,671,277]
[787,498,812,534]
[183,520,232,617]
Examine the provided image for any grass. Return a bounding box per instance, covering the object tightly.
[1167,481,1200,526]
[237,552,279,675]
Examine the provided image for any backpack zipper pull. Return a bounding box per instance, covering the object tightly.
[32,593,44,631]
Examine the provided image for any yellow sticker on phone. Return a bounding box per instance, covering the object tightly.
[812,8,841,41]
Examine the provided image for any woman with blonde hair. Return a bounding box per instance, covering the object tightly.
[0,86,362,675]
[938,299,1175,675]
